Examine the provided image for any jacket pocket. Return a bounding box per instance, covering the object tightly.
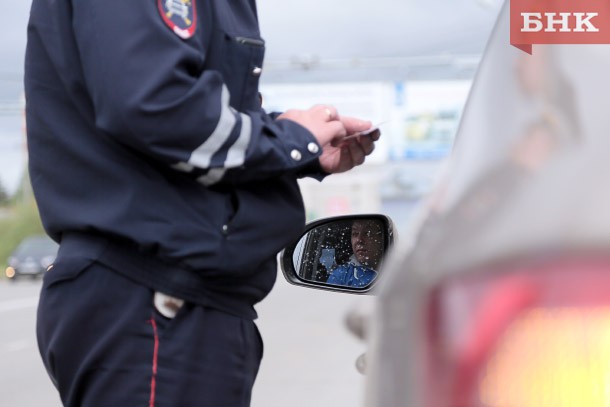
[42,256,96,290]
[219,30,265,111]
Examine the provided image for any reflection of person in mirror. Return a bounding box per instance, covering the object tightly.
[327,220,383,288]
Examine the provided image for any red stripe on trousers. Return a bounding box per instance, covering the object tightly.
[148,317,159,407]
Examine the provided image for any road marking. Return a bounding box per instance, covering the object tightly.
[0,297,39,313]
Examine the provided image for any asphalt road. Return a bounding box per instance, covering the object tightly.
[0,273,372,407]
[0,278,59,406]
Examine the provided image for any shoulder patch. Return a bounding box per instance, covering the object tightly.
[157,0,197,40]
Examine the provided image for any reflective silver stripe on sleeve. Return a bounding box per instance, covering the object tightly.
[224,113,251,168]
[197,113,253,185]
[171,162,195,172]
[188,85,236,169]
[197,168,226,186]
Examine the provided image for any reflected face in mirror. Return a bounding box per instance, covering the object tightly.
[290,217,390,290]
[351,219,383,270]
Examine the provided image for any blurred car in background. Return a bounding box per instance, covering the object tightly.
[5,234,58,281]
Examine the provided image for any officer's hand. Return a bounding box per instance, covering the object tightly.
[318,115,378,174]
[277,105,347,146]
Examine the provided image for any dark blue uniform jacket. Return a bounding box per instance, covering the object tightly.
[25,0,323,319]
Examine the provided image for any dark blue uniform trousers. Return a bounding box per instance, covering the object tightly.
[37,259,263,406]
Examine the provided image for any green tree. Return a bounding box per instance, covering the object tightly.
[11,169,34,205]
[0,180,9,206]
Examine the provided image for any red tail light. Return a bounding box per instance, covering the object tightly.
[426,257,610,407]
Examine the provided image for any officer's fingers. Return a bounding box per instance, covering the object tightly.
[361,138,376,156]
[368,128,381,142]
[326,120,347,140]
[357,133,377,155]
[341,116,372,134]
[311,104,339,122]
[312,120,347,147]
[347,140,366,166]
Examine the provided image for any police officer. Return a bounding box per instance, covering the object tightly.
[25,0,378,406]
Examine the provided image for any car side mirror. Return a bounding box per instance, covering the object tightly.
[280,214,395,294]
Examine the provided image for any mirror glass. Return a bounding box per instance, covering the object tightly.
[292,217,388,289]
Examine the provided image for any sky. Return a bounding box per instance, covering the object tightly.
[0,0,29,105]
[258,0,500,61]
[0,0,29,194]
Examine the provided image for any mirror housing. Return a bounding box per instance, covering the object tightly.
[280,214,395,294]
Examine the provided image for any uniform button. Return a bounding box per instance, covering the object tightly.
[307,142,320,154]
[290,149,302,161]
[252,66,262,76]
[222,224,228,234]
